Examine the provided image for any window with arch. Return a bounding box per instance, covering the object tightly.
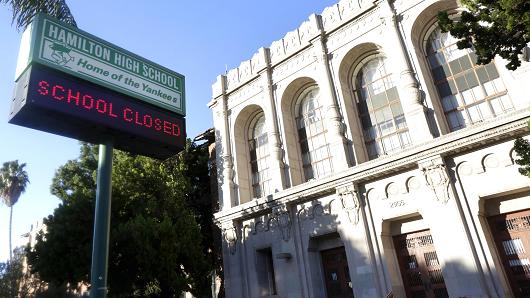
[355,56,411,160]
[426,27,513,131]
[296,86,332,181]
[249,114,271,198]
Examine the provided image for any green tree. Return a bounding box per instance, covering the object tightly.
[0,160,30,261]
[1,0,76,30]
[514,137,530,177]
[438,0,530,70]
[0,247,24,297]
[26,143,214,297]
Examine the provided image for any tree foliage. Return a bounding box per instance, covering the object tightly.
[438,0,530,70]
[514,137,530,177]
[1,0,76,30]
[27,142,215,297]
[0,160,29,208]
[1,160,30,261]
[0,247,24,297]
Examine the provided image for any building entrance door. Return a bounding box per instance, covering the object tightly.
[321,246,354,298]
[488,208,530,297]
[393,229,449,298]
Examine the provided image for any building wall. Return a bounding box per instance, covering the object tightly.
[210,0,530,297]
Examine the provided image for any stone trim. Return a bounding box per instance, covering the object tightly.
[214,111,529,224]
[336,183,361,224]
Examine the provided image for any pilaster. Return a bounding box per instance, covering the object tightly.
[380,0,433,144]
[417,155,491,297]
[311,14,351,172]
[336,183,384,297]
[258,47,287,193]
[211,75,237,210]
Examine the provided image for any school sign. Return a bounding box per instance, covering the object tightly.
[15,14,185,116]
[10,14,186,159]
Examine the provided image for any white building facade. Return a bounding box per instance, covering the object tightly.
[209,0,530,297]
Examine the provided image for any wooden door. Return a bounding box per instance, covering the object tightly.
[488,208,530,297]
[393,229,449,298]
[321,246,354,298]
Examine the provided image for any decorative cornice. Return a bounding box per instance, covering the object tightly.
[217,0,381,94]
[214,111,530,224]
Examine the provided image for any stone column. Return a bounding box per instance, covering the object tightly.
[418,155,491,297]
[209,75,236,210]
[219,220,246,298]
[380,0,433,143]
[310,15,351,171]
[257,47,287,193]
[336,183,384,297]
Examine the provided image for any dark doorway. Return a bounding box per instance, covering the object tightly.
[321,246,354,298]
[488,208,530,297]
[393,229,448,298]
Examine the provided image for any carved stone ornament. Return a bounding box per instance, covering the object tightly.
[223,226,238,255]
[336,185,361,224]
[272,206,292,242]
[421,159,451,204]
[297,201,330,221]
[248,207,292,242]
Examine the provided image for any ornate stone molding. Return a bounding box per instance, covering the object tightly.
[247,206,292,242]
[297,200,332,221]
[271,206,292,242]
[419,157,451,204]
[223,226,238,255]
[326,7,381,52]
[271,49,314,83]
[214,113,529,222]
[336,184,361,224]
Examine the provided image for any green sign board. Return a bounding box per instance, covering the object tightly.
[15,14,185,116]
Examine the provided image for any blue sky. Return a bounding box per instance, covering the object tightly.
[0,0,338,262]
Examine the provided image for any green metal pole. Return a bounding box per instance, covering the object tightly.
[90,141,113,298]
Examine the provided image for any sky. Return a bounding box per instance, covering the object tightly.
[0,0,340,262]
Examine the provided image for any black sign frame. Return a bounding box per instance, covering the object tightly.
[9,64,186,159]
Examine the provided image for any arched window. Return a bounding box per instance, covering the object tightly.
[249,114,271,198]
[296,86,332,181]
[356,57,411,160]
[426,28,513,131]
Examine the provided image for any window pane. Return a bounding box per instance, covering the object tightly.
[459,55,472,70]
[500,95,514,111]
[449,59,463,74]
[465,70,479,89]
[468,105,482,123]
[356,56,409,159]
[386,87,399,102]
[447,111,465,130]
[371,92,388,109]
[442,95,458,111]
[485,63,499,79]
[297,86,332,180]
[461,89,475,105]
[476,66,488,83]
[390,101,404,117]
[432,66,446,81]
[249,115,271,198]
[427,28,510,131]
[455,75,468,91]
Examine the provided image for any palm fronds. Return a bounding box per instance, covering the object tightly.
[1,0,76,30]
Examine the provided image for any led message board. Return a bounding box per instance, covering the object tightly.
[9,64,185,159]
[15,13,185,116]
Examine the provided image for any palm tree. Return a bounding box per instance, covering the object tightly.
[0,160,30,260]
[1,0,76,30]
